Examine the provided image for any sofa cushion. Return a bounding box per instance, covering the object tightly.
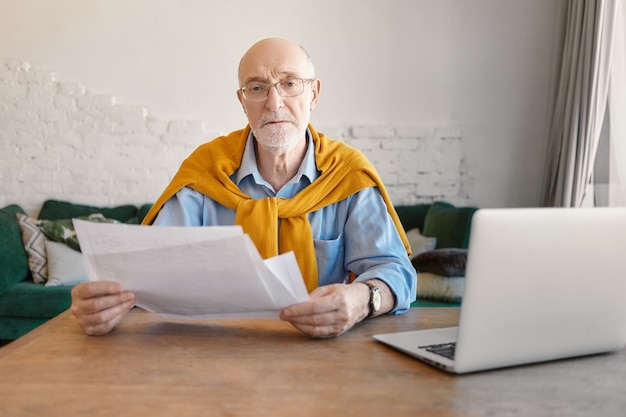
[422,202,478,249]
[412,248,468,276]
[38,200,138,222]
[412,249,468,303]
[15,212,121,284]
[416,273,465,303]
[0,317,50,341]
[44,240,88,287]
[40,213,119,251]
[0,281,72,319]
[405,228,437,259]
[127,203,154,224]
[0,205,30,292]
[15,213,49,283]
[394,204,432,233]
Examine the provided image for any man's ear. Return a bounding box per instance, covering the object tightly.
[237,89,248,115]
[309,79,321,111]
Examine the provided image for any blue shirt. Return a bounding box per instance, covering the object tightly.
[153,129,416,314]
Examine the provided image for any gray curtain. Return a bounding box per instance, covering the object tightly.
[607,2,625,206]
[541,0,617,207]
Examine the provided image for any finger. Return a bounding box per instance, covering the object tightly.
[70,282,135,336]
[307,284,336,300]
[282,304,353,338]
[74,297,135,336]
[281,287,342,319]
[290,317,352,339]
[72,281,124,300]
[280,299,338,322]
[71,281,134,313]
[72,288,135,316]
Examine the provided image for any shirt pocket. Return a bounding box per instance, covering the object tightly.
[313,232,347,286]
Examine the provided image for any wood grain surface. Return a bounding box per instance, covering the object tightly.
[0,307,623,416]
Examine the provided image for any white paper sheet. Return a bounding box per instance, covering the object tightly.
[73,220,309,319]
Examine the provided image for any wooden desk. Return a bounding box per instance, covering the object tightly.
[0,308,624,416]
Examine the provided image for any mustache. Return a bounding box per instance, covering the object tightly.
[259,112,297,126]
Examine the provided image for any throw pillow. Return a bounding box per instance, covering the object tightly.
[15,212,48,283]
[416,272,465,303]
[411,248,468,277]
[38,200,138,222]
[44,240,89,287]
[405,228,437,259]
[422,202,478,249]
[39,213,119,251]
[16,212,121,284]
[394,204,432,233]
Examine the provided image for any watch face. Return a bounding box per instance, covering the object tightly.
[372,287,382,312]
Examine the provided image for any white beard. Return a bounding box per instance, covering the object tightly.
[254,120,304,156]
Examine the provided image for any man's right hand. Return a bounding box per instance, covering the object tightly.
[70,281,136,336]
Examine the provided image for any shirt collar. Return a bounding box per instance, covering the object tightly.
[235,127,319,187]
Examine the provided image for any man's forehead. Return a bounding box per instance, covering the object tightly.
[239,39,309,83]
[241,65,303,83]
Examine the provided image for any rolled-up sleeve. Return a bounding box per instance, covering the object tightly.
[344,187,417,314]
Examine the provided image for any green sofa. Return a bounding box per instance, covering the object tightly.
[394,201,478,308]
[0,199,475,342]
[395,201,477,250]
[0,200,152,341]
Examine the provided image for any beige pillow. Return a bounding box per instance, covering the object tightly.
[406,228,437,259]
[15,213,48,283]
[44,240,89,287]
[416,272,465,303]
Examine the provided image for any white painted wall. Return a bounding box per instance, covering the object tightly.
[0,0,566,210]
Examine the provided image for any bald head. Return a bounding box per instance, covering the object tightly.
[238,38,315,86]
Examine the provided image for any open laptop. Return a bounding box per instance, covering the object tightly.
[374,207,626,374]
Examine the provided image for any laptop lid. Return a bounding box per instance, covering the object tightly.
[375,207,626,374]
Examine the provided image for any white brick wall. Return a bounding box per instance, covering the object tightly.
[323,126,473,207]
[0,59,473,216]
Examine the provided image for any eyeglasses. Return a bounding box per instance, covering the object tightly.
[240,78,314,102]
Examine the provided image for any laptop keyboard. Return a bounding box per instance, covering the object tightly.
[419,342,456,360]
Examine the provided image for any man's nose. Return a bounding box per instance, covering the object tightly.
[264,84,284,111]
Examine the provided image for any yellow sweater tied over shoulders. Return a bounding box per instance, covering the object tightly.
[142,124,410,292]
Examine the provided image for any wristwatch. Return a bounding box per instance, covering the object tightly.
[362,281,382,318]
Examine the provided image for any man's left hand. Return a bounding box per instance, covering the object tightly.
[279,283,372,338]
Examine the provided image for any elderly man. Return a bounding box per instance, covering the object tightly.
[71,38,416,338]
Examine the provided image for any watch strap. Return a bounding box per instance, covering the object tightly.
[362,281,381,318]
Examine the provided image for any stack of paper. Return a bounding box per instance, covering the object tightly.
[73,220,310,319]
